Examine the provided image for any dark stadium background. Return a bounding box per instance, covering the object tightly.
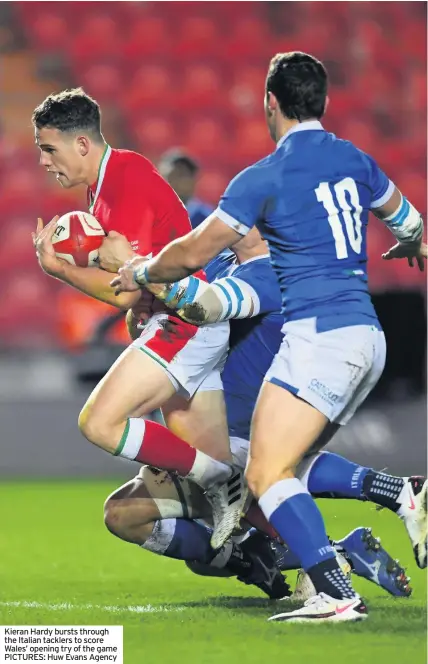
[0,1,426,478]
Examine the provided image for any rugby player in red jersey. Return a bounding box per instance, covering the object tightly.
[32,89,247,530]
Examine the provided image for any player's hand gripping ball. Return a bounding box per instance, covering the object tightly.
[98,231,136,273]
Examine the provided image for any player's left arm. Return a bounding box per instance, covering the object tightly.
[366,157,425,270]
[132,215,243,284]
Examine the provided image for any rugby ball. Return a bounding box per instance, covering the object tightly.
[52,211,105,267]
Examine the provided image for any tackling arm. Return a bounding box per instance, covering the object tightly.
[143,274,259,325]
[137,215,243,284]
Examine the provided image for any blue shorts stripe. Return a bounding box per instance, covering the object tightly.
[268,377,299,395]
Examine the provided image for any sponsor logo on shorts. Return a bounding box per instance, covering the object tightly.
[308,378,340,405]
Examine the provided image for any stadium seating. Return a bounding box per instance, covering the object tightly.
[1,1,425,348]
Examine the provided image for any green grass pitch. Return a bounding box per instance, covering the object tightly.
[1,480,426,663]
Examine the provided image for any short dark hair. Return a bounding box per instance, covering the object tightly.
[32,87,102,138]
[159,149,199,175]
[266,52,328,121]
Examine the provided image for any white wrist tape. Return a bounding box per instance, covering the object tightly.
[133,262,150,286]
[383,196,423,244]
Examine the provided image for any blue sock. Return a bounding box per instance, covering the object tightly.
[306,452,369,499]
[259,478,336,571]
[143,518,215,564]
[259,478,356,599]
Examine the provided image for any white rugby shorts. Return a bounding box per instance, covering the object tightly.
[265,317,386,424]
[131,313,229,399]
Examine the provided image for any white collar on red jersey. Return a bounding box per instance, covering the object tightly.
[89,144,112,212]
[276,120,324,148]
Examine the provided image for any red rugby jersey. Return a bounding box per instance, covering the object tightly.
[87,145,206,279]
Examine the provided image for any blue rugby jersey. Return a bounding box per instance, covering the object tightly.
[216,121,391,332]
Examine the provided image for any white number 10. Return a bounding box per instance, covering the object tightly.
[315,177,363,259]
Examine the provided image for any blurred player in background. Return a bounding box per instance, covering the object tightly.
[106,227,412,601]
[31,88,247,525]
[112,52,426,623]
[158,149,214,229]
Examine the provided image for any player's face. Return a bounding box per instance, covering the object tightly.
[161,164,196,204]
[264,92,277,142]
[35,127,86,189]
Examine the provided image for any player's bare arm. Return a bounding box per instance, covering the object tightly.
[135,215,243,284]
[33,216,140,310]
[372,185,425,271]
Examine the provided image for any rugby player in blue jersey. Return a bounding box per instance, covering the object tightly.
[105,228,411,601]
[111,52,425,622]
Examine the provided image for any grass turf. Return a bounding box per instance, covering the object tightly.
[0,480,426,664]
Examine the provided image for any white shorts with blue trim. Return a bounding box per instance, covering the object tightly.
[265,318,386,425]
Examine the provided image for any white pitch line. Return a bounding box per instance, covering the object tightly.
[0,601,186,614]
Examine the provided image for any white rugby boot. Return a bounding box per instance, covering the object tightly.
[292,553,351,602]
[205,469,249,550]
[397,476,427,569]
[268,592,368,624]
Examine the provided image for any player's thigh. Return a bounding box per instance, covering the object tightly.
[248,381,328,491]
[162,370,231,462]
[81,346,177,429]
[131,313,229,401]
[105,466,211,524]
[266,318,385,426]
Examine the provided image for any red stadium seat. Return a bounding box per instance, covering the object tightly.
[69,15,122,66]
[123,17,171,61]
[173,16,220,60]
[122,65,174,113]
[0,273,59,348]
[80,64,122,103]
[228,65,267,117]
[233,119,273,163]
[223,18,271,61]
[177,64,225,111]
[32,12,69,52]
[183,117,228,159]
[0,221,40,270]
[196,169,229,205]
[132,115,176,159]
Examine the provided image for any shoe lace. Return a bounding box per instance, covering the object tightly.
[303,592,331,608]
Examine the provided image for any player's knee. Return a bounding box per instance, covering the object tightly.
[245,460,294,498]
[104,499,126,538]
[103,497,154,543]
[78,403,112,450]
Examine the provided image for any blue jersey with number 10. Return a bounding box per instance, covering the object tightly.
[216,121,392,331]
